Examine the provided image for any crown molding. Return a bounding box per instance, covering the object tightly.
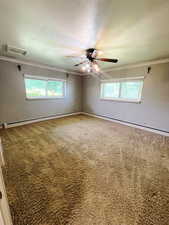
[2,55,169,76]
[104,58,169,72]
[0,56,82,75]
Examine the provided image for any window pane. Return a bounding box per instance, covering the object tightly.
[120,81,143,100]
[47,80,64,97]
[102,82,120,98]
[25,78,46,98]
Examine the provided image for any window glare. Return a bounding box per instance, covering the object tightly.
[47,81,64,97]
[25,79,46,98]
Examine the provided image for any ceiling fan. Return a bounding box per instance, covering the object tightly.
[71,48,118,73]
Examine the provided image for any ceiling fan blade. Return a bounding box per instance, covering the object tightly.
[74,60,87,66]
[95,58,118,63]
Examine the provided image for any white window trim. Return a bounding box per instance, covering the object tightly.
[100,76,144,82]
[24,74,66,100]
[100,76,144,103]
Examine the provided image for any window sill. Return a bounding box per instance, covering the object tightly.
[26,96,65,100]
[100,98,141,104]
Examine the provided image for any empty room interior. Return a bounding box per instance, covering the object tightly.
[0,0,169,225]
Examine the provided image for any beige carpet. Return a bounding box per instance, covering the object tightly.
[0,114,169,225]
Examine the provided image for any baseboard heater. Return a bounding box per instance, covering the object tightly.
[3,112,82,128]
[82,112,169,136]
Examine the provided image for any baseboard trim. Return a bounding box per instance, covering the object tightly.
[6,112,82,128]
[82,112,169,137]
[3,112,169,136]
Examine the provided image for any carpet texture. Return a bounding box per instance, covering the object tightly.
[0,115,169,225]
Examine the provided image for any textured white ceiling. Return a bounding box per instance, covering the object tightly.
[0,0,169,72]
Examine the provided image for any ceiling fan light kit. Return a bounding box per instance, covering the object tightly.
[81,61,100,73]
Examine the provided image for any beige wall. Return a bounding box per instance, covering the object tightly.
[82,63,169,132]
[1,60,169,132]
[0,60,82,124]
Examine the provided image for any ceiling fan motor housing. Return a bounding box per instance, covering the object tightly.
[86,48,97,61]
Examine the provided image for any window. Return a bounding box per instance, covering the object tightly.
[24,75,66,99]
[100,77,144,102]
[101,82,120,99]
